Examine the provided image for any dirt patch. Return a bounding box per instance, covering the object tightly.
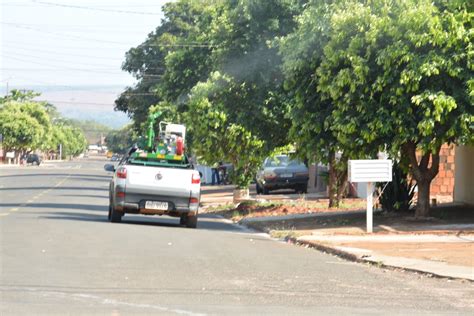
[209,198,366,221]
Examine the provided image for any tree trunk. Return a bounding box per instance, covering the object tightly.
[402,142,441,218]
[328,151,339,208]
[415,179,431,217]
[336,171,348,203]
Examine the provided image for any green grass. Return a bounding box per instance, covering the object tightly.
[269,230,305,239]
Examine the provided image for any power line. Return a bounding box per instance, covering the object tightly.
[1,51,121,68]
[31,0,164,16]
[2,44,124,61]
[1,55,127,74]
[2,23,132,45]
[3,23,213,48]
[1,21,156,29]
[36,100,114,106]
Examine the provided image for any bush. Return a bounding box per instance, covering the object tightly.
[378,162,416,212]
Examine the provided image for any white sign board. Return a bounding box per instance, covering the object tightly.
[348,159,392,183]
[348,159,392,233]
[6,151,15,158]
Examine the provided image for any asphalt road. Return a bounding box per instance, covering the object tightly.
[0,158,473,315]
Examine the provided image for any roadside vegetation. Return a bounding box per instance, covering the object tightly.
[206,199,367,221]
[115,0,472,217]
[0,90,88,161]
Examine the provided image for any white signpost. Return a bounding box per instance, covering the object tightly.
[348,159,392,233]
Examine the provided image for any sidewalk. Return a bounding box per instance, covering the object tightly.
[297,229,474,281]
[237,205,474,281]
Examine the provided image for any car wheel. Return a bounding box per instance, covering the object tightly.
[186,213,198,228]
[179,214,187,226]
[110,206,123,223]
[297,185,308,194]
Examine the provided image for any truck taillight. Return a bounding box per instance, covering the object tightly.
[189,197,199,204]
[191,173,200,184]
[117,167,127,179]
[116,192,125,198]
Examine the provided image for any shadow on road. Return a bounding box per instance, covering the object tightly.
[38,209,246,233]
[42,212,109,223]
[2,203,106,212]
[0,186,108,191]
[60,194,107,199]
[0,173,111,179]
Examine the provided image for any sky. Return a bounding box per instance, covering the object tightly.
[0,0,170,127]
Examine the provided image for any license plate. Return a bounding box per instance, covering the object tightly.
[280,173,293,178]
[145,201,168,210]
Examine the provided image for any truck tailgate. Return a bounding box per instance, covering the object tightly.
[125,165,195,197]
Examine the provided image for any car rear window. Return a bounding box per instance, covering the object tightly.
[265,156,305,167]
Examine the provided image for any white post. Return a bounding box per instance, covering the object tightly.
[366,182,373,233]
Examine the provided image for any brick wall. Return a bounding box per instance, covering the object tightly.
[429,144,455,203]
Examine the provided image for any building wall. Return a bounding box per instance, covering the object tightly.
[454,145,474,205]
[429,144,455,203]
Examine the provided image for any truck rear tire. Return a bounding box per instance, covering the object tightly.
[179,214,187,226]
[110,206,123,223]
[186,214,198,228]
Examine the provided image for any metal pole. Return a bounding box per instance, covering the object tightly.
[367,182,373,233]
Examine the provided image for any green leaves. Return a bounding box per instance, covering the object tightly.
[314,0,473,155]
[0,93,87,157]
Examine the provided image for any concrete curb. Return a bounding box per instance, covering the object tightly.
[291,237,474,282]
[234,216,474,282]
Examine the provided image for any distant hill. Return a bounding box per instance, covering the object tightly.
[60,108,129,129]
[0,84,132,129]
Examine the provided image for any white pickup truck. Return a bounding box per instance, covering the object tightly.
[104,154,201,228]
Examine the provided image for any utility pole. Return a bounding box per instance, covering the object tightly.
[6,81,9,95]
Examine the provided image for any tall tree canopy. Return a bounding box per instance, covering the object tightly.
[315,0,473,216]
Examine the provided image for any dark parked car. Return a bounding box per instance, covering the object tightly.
[26,154,41,166]
[256,155,309,194]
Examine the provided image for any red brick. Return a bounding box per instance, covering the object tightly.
[440,185,448,193]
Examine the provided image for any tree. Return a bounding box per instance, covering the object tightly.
[105,125,135,154]
[316,0,473,216]
[0,107,43,157]
[0,92,88,161]
[279,0,359,207]
[204,0,302,152]
[187,72,265,189]
[115,0,216,129]
[0,89,40,103]
[116,0,305,190]
[0,101,51,157]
